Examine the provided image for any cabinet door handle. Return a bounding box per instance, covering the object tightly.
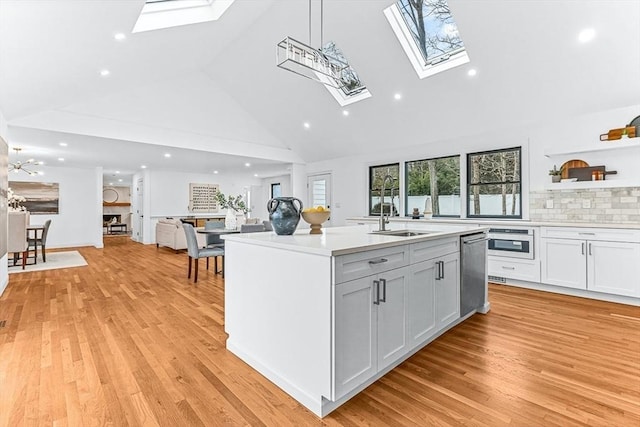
[588,243,592,256]
[581,242,585,255]
[440,261,445,279]
[435,261,441,281]
[368,258,388,265]
[379,278,386,303]
[502,266,516,270]
[373,280,380,305]
[579,232,596,236]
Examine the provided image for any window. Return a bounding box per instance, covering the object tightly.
[467,147,521,218]
[134,0,234,33]
[270,183,282,199]
[369,163,400,216]
[384,0,470,79]
[405,155,460,217]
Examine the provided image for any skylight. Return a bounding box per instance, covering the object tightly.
[384,0,469,79]
[133,0,235,33]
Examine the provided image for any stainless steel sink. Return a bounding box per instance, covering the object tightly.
[371,230,432,237]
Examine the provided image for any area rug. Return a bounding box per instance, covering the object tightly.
[8,251,88,274]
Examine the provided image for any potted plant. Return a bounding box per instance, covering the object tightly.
[215,192,249,229]
[549,165,562,183]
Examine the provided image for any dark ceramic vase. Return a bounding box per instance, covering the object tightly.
[267,197,303,235]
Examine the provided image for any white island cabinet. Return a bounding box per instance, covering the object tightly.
[223,225,488,417]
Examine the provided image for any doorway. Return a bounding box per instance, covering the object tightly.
[307,173,332,226]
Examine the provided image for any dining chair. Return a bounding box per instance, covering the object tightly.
[28,219,51,262]
[240,224,266,233]
[183,223,224,283]
[8,211,30,270]
[204,220,225,248]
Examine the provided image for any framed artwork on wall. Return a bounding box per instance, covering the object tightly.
[8,181,60,214]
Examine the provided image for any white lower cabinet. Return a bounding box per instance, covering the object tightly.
[540,227,640,298]
[540,238,587,290]
[334,266,409,399]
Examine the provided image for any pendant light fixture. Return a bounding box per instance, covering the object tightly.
[276,0,367,97]
[8,147,42,175]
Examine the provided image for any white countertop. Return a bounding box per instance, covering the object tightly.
[346,217,640,230]
[223,224,487,256]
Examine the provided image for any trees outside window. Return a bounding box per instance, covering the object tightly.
[369,164,400,216]
[467,147,521,218]
[405,155,460,216]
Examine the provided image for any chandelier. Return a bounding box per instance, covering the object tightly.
[276,0,367,96]
[8,147,42,176]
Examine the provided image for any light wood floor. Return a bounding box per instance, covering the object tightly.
[1,237,639,426]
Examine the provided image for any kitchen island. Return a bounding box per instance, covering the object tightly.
[223,224,489,417]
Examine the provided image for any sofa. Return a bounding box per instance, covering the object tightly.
[156,218,205,252]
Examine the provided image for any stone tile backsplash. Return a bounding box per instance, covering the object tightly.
[529,187,640,224]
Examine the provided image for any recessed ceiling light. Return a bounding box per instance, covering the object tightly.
[342,110,350,116]
[114,32,126,41]
[245,162,251,167]
[141,165,147,169]
[37,171,44,176]
[118,179,123,182]
[303,122,310,129]
[100,69,110,77]
[115,171,120,174]
[57,157,64,161]
[164,153,171,158]
[213,170,219,174]
[59,142,68,147]
[578,28,596,43]
[467,68,477,77]
[394,93,402,100]
[254,173,259,177]
[109,182,114,185]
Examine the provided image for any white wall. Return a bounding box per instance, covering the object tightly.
[9,165,103,249]
[141,170,260,244]
[0,110,8,295]
[252,174,291,221]
[306,104,639,226]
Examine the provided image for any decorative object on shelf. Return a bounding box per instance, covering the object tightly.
[301,206,330,234]
[560,159,588,179]
[600,115,640,141]
[411,207,421,219]
[568,166,617,181]
[215,192,249,230]
[549,165,562,183]
[8,147,42,175]
[267,197,303,235]
[7,187,26,212]
[423,196,433,219]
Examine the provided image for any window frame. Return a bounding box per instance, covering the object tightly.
[404,154,461,218]
[466,146,522,219]
[270,182,281,199]
[369,163,400,217]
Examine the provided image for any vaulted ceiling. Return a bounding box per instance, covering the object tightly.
[1,0,639,184]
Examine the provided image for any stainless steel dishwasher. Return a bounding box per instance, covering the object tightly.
[460,232,488,317]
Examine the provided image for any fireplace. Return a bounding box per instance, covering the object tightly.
[103,214,121,225]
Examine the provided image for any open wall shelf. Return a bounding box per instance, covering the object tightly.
[544,140,639,157]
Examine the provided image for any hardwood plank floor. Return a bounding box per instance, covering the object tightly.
[1,237,638,426]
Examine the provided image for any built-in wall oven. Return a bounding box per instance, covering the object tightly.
[487,228,534,260]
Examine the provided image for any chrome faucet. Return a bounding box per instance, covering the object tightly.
[379,174,395,232]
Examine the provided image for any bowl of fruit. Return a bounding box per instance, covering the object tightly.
[301,206,331,234]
